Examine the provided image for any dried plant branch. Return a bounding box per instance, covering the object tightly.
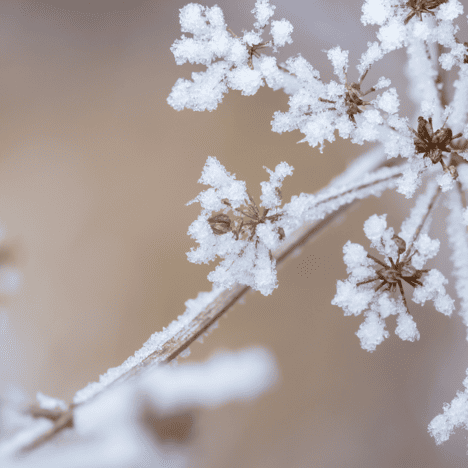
[11,157,403,455]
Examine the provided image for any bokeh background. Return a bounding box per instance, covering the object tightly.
[0,0,468,466]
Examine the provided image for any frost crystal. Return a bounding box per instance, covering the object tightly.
[270,19,293,49]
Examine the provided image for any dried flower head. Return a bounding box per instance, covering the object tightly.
[332,210,454,352]
[319,67,376,125]
[355,234,428,299]
[220,193,284,243]
[186,156,293,295]
[403,0,448,25]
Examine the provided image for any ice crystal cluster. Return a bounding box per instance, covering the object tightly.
[168,0,468,450]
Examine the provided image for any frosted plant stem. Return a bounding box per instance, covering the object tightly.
[12,159,404,455]
[402,185,442,262]
[459,179,468,211]
[437,43,448,109]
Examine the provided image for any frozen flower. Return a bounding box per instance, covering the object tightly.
[271,48,393,152]
[186,156,293,295]
[332,208,453,351]
[167,0,295,111]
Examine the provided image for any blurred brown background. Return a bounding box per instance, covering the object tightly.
[0,0,467,466]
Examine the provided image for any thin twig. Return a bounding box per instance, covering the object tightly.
[437,42,448,109]
[402,185,442,262]
[458,180,468,213]
[21,408,74,453]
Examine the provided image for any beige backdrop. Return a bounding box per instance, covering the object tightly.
[0,0,468,466]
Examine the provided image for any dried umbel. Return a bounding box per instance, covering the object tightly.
[356,235,428,305]
[319,67,377,125]
[332,204,454,354]
[227,27,272,71]
[403,0,448,25]
[208,194,284,244]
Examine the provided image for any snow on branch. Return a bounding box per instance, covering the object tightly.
[404,33,441,121]
[428,368,468,445]
[447,64,468,136]
[398,179,441,262]
[73,286,226,406]
[282,163,405,232]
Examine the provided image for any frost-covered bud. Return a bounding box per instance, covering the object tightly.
[207,214,232,235]
[277,226,285,241]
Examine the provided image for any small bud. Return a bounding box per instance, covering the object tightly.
[401,264,417,277]
[392,235,406,255]
[277,227,285,241]
[417,116,431,142]
[275,187,282,203]
[448,165,458,180]
[428,148,443,165]
[434,127,452,147]
[208,214,231,235]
